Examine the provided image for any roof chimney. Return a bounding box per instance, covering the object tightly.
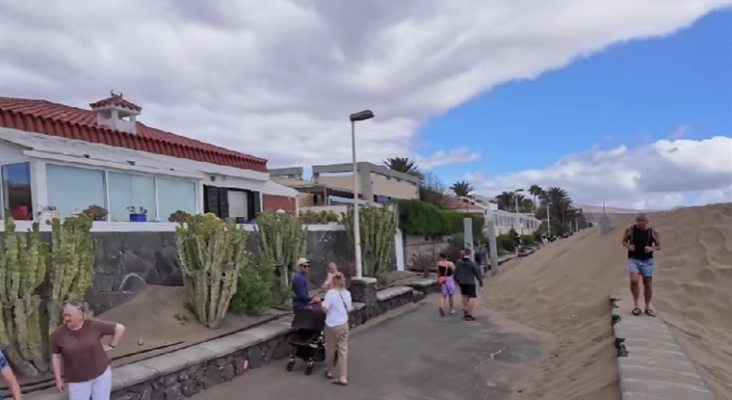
[90,90,141,134]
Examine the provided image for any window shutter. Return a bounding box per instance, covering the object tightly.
[218,187,229,219]
[203,185,220,216]
[249,191,261,220]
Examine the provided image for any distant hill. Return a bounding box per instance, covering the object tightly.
[575,204,658,224]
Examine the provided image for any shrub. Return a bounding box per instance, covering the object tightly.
[497,233,515,252]
[230,265,275,316]
[521,235,536,247]
[398,199,484,238]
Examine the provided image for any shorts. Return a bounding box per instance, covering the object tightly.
[628,258,655,278]
[458,284,477,298]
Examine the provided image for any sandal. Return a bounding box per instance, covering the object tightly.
[632,308,642,316]
[331,379,348,386]
[439,307,445,316]
[325,370,333,379]
[645,309,656,317]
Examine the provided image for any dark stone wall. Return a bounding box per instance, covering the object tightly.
[1,228,398,314]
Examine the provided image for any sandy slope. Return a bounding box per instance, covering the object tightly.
[475,203,732,400]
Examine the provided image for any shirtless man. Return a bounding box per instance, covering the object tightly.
[621,213,661,317]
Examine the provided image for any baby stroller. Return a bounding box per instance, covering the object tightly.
[286,304,326,375]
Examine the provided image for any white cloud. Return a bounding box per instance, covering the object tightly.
[466,135,732,209]
[0,0,729,170]
[415,148,481,170]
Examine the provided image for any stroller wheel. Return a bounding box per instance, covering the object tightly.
[286,360,295,371]
[305,362,314,375]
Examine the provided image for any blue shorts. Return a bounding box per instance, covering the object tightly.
[628,258,655,277]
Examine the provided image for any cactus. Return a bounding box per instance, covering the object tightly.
[47,215,96,338]
[176,213,248,328]
[0,217,51,376]
[255,212,307,307]
[342,204,398,277]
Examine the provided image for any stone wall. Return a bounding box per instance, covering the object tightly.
[89,229,396,314]
[403,234,449,270]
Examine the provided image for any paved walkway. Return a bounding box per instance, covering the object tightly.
[191,296,540,400]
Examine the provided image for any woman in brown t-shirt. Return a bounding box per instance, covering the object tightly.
[50,300,125,400]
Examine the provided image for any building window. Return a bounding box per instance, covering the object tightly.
[47,164,107,219]
[157,177,196,221]
[108,172,156,222]
[1,162,33,220]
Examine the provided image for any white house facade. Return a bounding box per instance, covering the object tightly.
[0,94,296,226]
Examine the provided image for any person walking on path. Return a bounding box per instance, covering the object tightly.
[622,213,661,317]
[0,349,22,400]
[436,253,456,316]
[321,273,353,386]
[454,248,483,322]
[50,300,125,400]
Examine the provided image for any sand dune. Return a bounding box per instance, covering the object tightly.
[476,203,732,400]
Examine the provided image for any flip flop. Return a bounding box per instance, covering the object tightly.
[632,308,642,316]
[645,309,656,317]
[331,379,348,386]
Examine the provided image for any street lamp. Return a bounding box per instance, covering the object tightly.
[349,110,375,278]
[546,201,552,236]
[513,188,524,233]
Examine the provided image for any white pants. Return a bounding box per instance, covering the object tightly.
[68,367,112,400]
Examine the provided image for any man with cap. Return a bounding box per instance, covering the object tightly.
[292,258,320,310]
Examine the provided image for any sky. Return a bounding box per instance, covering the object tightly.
[0,0,729,209]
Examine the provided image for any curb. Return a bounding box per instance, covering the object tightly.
[610,295,716,400]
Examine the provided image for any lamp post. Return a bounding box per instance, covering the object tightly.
[513,188,524,233]
[546,201,552,236]
[349,110,375,278]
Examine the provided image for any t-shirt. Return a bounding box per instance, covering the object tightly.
[322,289,353,328]
[50,319,117,383]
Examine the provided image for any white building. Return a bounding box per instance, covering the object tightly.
[0,93,296,225]
[446,196,542,235]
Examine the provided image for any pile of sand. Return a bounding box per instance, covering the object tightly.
[98,286,283,366]
[476,203,732,400]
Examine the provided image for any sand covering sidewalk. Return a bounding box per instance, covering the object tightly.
[475,203,732,400]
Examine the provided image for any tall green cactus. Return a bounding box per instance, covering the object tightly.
[255,212,307,306]
[47,215,97,338]
[342,204,398,277]
[176,213,248,328]
[0,218,51,376]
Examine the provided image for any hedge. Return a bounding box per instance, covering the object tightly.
[398,199,485,238]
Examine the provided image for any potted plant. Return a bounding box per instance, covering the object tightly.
[127,206,148,222]
[83,204,109,221]
[36,205,59,224]
[168,210,191,223]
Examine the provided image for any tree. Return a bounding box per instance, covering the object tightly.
[529,184,543,212]
[495,191,515,211]
[418,171,448,208]
[520,198,534,213]
[383,157,422,178]
[450,180,474,197]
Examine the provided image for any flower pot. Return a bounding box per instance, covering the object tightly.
[129,213,147,222]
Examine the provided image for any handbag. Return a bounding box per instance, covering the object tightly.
[338,291,353,326]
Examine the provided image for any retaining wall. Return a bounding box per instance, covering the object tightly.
[26,280,429,400]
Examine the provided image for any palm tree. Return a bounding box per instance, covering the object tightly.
[520,198,534,213]
[529,184,543,211]
[450,180,474,197]
[544,187,573,226]
[383,157,421,178]
[495,191,515,211]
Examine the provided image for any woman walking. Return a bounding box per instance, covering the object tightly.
[437,253,456,316]
[321,273,352,386]
[50,300,126,400]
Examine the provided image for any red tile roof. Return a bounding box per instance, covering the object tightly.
[0,96,268,172]
[90,92,142,112]
[444,196,484,211]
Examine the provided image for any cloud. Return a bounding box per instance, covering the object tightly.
[414,148,481,170]
[466,136,732,209]
[0,0,729,170]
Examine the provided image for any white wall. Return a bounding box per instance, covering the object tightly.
[0,141,29,165]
